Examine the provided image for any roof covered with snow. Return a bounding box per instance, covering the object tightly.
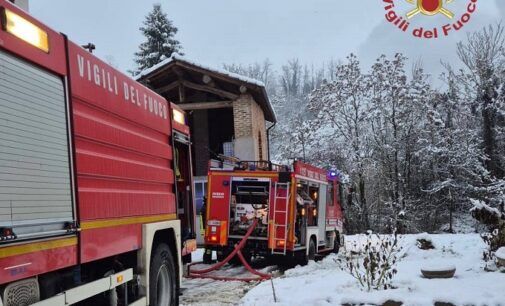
[135,55,276,122]
[136,55,265,87]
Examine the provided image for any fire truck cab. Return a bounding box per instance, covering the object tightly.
[0,1,196,305]
[204,160,344,264]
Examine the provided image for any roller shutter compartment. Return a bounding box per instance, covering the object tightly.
[0,50,74,241]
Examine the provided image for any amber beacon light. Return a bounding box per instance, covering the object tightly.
[173,109,186,125]
[1,8,49,52]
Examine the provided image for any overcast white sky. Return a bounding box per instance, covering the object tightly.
[30,1,505,80]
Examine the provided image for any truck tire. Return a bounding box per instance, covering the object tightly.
[149,243,177,306]
[108,287,118,306]
[308,238,316,261]
[299,238,316,266]
[333,232,340,254]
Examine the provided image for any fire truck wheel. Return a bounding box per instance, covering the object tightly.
[308,238,316,261]
[333,232,341,254]
[150,243,177,306]
[299,238,316,266]
[108,286,118,306]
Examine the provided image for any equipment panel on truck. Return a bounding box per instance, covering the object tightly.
[0,49,73,240]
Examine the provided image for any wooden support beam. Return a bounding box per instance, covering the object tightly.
[178,101,234,111]
[181,80,239,100]
[156,81,180,94]
[179,84,186,102]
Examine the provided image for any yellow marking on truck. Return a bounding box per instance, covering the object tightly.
[80,214,177,230]
[0,237,77,259]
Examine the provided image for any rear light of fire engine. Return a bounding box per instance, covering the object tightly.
[206,220,227,245]
[276,240,285,247]
[1,8,49,53]
[313,208,317,217]
[301,208,306,216]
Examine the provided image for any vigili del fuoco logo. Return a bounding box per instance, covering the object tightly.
[383,0,478,38]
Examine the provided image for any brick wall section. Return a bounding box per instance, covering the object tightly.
[233,94,268,160]
[233,95,253,139]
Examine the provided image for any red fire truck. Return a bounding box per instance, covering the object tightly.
[204,160,344,265]
[0,1,196,305]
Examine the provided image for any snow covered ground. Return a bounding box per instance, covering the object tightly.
[180,274,256,306]
[180,249,276,306]
[241,234,505,306]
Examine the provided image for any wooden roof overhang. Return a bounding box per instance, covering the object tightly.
[136,58,276,123]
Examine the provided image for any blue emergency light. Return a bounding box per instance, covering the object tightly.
[328,169,339,179]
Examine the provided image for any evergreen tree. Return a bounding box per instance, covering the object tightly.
[133,4,183,75]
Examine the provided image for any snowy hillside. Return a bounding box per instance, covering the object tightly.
[241,234,505,306]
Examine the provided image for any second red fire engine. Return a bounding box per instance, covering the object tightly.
[204,159,344,265]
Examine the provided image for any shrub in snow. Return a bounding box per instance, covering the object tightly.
[416,234,435,250]
[470,199,503,227]
[339,233,401,291]
[496,247,505,261]
[481,225,505,271]
[471,199,505,270]
[496,247,505,271]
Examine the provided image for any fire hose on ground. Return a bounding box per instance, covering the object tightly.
[187,218,272,282]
